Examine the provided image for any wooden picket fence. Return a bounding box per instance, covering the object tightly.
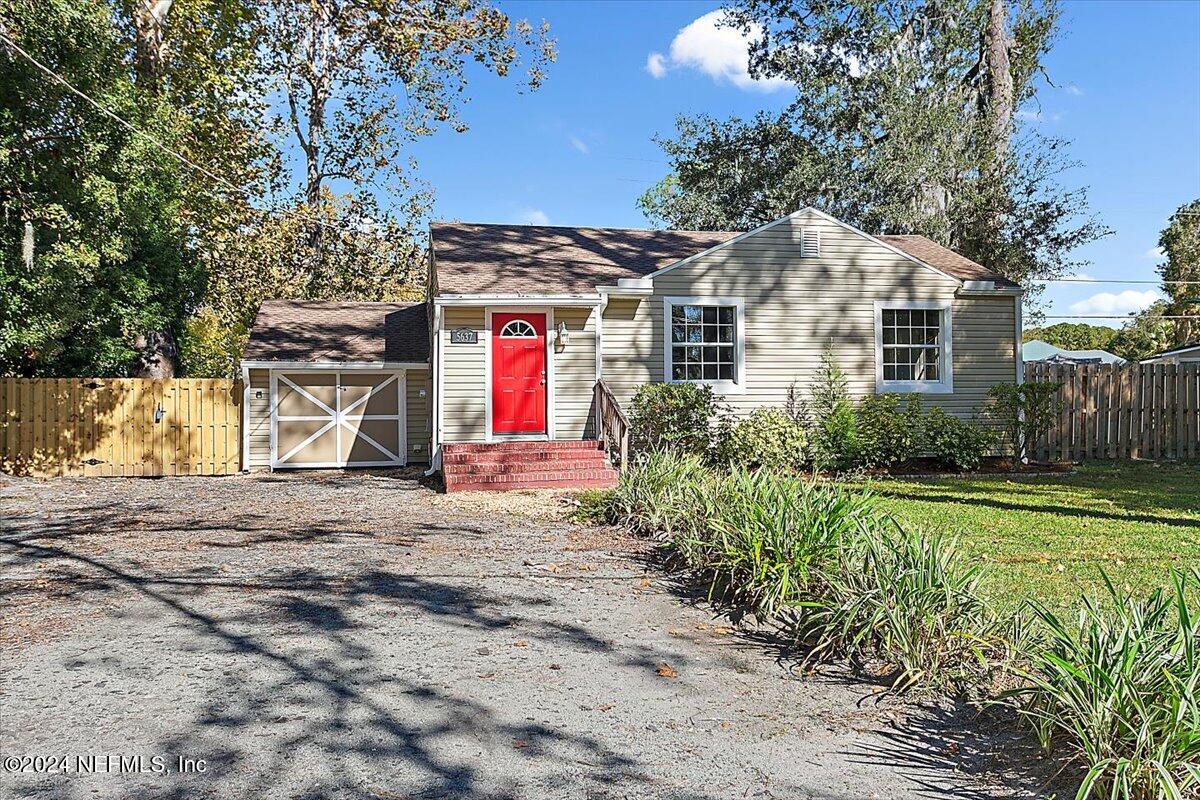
[1024,363,1200,462]
[0,378,242,477]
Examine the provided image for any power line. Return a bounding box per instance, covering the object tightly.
[1041,315,1200,320]
[1047,278,1200,285]
[0,30,347,234]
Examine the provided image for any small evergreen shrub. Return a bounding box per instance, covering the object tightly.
[809,346,860,470]
[716,407,809,471]
[923,408,997,471]
[855,393,925,467]
[627,382,722,456]
[987,381,1061,462]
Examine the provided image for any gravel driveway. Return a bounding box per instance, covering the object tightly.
[1,471,1042,799]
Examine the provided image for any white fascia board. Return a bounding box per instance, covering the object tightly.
[434,294,601,307]
[597,285,653,297]
[241,360,428,370]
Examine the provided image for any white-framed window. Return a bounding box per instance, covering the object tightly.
[662,296,745,393]
[873,300,953,394]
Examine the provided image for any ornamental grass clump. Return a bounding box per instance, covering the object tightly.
[798,524,1006,693]
[1008,571,1200,800]
[680,467,881,621]
[592,449,713,541]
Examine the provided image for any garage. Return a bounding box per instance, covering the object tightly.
[272,370,406,468]
[240,300,431,471]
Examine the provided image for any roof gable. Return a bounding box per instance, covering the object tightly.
[428,210,1016,295]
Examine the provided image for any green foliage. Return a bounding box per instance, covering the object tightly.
[1023,322,1117,352]
[1157,199,1200,347]
[689,468,881,621]
[855,394,925,468]
[592,450,714,542]
[802,525,1004,693]
[1011,571,1200,800]
[639,0,1109,301]
[808,346,860,470]
[987,381,1060,461]
[627,382,722,457]
[1108,301,1177,363]
[923,408,997,471]
[716,407,809,471]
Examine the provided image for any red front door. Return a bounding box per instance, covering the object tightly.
[492,312,547,435]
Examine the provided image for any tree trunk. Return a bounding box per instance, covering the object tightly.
[132,0,174,92]
[977,0,1013,265]
[129,0,179,377]
[133,331,177,379]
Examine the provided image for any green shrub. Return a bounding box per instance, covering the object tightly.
[683,468,881,621]
[923,408,997,470]
[628,382,722,456]
[1010,571,1200,800]
[987,381,1061,462]
[591,450,714,541]
[799,524,1003,692]
[855,394,924,468]
[716,407,809,471]
[808,345,861,471]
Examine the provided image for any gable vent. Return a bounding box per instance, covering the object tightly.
[800,227,821,258]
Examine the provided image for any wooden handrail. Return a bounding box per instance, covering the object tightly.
[593,379,630,471]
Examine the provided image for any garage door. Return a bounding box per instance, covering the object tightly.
[272,371,405,469]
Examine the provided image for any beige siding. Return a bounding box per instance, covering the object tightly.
[601,211,1017,419]
[553,307,598,439]
[247,369,271,468]
[244,367,433,467]
[441,307,488,442]
[405,368,431,462]
[438,306,598,443]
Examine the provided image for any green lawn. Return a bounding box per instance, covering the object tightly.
[860,462,1200,612]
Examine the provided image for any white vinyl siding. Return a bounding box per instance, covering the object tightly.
[600,210,1016,420]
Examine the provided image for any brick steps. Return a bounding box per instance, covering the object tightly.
[442,440,617,492]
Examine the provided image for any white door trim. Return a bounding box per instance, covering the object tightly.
[484,307,555,443]
[269,368,408,469]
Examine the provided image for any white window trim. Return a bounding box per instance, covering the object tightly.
[873,300,954,395]
[484,307,556,443]
[662,296,746,395]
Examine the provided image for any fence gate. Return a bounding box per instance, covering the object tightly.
[0,378,242,477]
[1024,363,1199,462]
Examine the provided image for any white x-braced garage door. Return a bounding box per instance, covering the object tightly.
[271,370,406,469]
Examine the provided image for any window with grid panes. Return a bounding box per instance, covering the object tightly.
[669,304,736,382]
[881,308,942,382]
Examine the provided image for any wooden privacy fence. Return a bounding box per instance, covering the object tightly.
[1024,363,1199,462]
[0,378,242,477]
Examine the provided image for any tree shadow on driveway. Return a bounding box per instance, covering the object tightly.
[0,496,722,800]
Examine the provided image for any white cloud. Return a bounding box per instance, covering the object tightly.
[645,52,667,79]
[1068,289,1162,317]
[568,135,589,154]
[517,209,549,226]
[1064,84,1084,96]
[648,10,791,92]
[1144,246,1165,260]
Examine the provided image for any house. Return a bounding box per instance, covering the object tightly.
[1022,339,1125,365]
[241,207,1023,490]
[1141,342,1200,365]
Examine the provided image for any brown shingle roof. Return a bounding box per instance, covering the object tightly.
[244,300,429,364]
[877,235,1017,287]
[429,223,738,294]
[431,222,1016,293]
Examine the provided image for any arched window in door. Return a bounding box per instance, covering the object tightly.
[499,319,537,338]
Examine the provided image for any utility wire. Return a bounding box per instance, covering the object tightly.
[0,30,349,234]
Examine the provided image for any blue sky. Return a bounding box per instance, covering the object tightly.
[410,0,1200,325]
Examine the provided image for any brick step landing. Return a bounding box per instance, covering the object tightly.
[442,439,617,492]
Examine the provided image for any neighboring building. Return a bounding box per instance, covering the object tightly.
[1141,342,1200,364]
[1022,339,1125,365]
[241,207,1023,489]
